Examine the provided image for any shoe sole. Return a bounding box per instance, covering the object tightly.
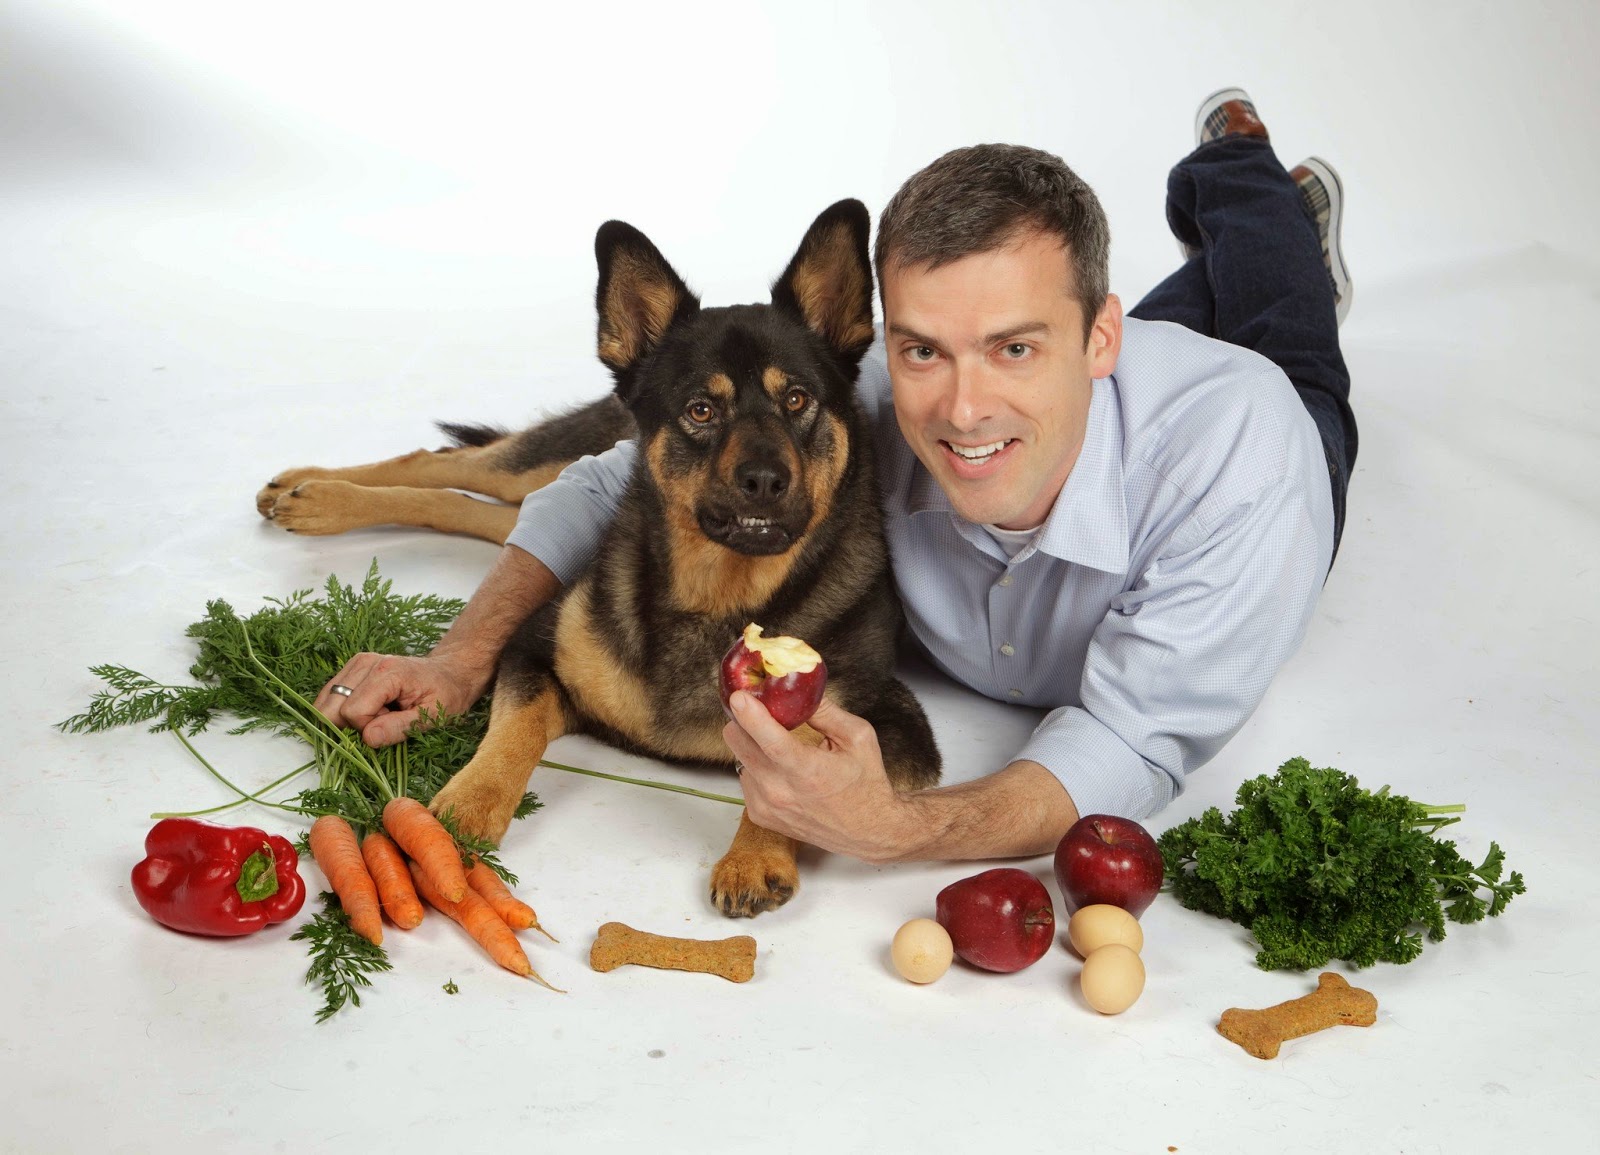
[1297,155,1352,325]
[1193,86,1253,148]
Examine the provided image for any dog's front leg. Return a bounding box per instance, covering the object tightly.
[429,681,566,847]
[710,812,800,918]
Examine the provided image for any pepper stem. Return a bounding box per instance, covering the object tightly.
[235,844,281,903]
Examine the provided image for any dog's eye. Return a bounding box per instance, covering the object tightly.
[783,388,810,414]
[686,401,716,424]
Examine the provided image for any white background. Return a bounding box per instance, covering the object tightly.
[4,1,1597,1152]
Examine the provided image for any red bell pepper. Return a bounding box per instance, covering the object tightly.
[132,818,307,936]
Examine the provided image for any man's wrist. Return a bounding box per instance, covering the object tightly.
[876,761,1079,864]
[876,790,946,865]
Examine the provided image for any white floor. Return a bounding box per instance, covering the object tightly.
[5,3,1598,1152]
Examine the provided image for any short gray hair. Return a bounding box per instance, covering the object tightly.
[874,144,1110,342]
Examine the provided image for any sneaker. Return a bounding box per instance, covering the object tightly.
[1179,87,1272,259]
[1290,156,1352,325]
[1194,86,1269,147]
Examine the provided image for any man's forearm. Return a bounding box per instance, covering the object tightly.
[890,760,1081,862]
[430,545,562,700]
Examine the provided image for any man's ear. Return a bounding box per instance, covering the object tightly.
[594,221,701,387]
[1086,292,1123,379]
[770,199,876,368]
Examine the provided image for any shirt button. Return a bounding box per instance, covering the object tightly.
[999,643,1015,656]
[1008,689,1023,698]
[998,574,1013,587]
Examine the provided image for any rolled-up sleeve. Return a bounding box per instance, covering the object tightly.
[1013,479,1327,820]
[503,441,637,585]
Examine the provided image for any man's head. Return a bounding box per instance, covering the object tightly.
[875,144,1122,531]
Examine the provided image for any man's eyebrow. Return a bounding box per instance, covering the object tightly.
[886,321,1053,349]
[982,321,1051,345]
[887,322,939,346]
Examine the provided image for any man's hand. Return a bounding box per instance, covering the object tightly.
[315,544,563,748]
[316,653,482,748]
[723,690,1083,864]
[721,693,920,864]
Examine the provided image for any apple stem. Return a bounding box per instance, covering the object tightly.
[537,758,744,806]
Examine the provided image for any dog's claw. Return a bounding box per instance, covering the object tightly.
[709,858,798,918]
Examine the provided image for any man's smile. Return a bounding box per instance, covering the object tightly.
[940,436,1019,477]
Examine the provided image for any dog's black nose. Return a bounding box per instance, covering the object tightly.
[735,460,790,502]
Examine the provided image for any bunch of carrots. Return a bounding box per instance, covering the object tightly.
[309,799,561,991]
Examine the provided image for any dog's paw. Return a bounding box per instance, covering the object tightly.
[428,768,517,848]
[709,849,799,918]
[265,479,372,535]
[256,467,329,517]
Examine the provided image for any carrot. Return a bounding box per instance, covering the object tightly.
[361,832,424,930]
[467,858,558,942]
[382,797,469,902]
[309,815,383,946]
[408,861,563,992]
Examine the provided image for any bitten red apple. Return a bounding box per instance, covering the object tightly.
[934,867,1055,973]
[1053,814,1164,918]
[719,623,828,730]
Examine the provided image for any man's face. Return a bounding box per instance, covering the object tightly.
[883,230,1121,530]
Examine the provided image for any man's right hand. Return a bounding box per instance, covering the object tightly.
[315,653,482,748]
[312,545,564,748]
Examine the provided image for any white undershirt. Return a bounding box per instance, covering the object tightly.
[984,522,1043,560]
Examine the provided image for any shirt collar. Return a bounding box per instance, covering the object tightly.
[905,374,1130,574]
[1033,376,1130,572]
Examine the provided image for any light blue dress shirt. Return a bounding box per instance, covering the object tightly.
[507,317,1334,820]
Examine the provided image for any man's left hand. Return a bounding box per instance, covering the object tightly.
[721,692,919,864]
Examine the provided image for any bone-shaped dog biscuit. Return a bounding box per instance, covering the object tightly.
[1218,971,1378,1059]
[589,922,757,983]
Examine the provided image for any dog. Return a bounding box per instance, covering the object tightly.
[258,200,942,916]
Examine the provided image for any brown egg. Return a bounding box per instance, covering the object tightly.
[891,918,954,984]
[1067,904,1145,958]
[1079,943,1145,1014]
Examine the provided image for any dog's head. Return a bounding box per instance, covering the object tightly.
[592,200,874,557]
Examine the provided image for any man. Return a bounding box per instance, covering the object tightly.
[316,88,1356,864]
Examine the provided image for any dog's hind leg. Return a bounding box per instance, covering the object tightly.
[257,396,634,519]
[710,811,800,918]
[428,680,568,847]
[267,482,525,543]
[860,679,943,792]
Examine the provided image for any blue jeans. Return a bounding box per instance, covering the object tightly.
[1130,135,1357,563]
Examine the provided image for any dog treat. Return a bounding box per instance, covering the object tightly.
[589,922,757,983]
[1217,971,1378,1059]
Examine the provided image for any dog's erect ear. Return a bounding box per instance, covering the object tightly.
[595,221,701,381]
[770,199,876,368]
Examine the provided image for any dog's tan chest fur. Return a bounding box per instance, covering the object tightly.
[552,581,731,764]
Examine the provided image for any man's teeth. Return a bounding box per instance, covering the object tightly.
[949,439,1010,462]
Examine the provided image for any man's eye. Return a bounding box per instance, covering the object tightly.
[784,387,809,413]
[909,345,936,362]
[1004,343,1030,358]
[686,401,716,424]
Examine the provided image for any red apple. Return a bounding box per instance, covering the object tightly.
[719,623,828,730]
[934,867,1055,973]
[1053,814,1164,918]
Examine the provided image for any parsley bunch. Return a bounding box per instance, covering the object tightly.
[1158,757,1526,970]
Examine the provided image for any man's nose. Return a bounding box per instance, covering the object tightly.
[944,360,999,430]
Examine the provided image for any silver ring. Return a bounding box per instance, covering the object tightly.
[329,684,354,697]
[734,762,744,776]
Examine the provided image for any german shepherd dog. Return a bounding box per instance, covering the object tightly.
[257,201,941,916]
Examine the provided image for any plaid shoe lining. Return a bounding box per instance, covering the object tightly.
[1200,101,1258,145]
[1292,168,1340,302]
